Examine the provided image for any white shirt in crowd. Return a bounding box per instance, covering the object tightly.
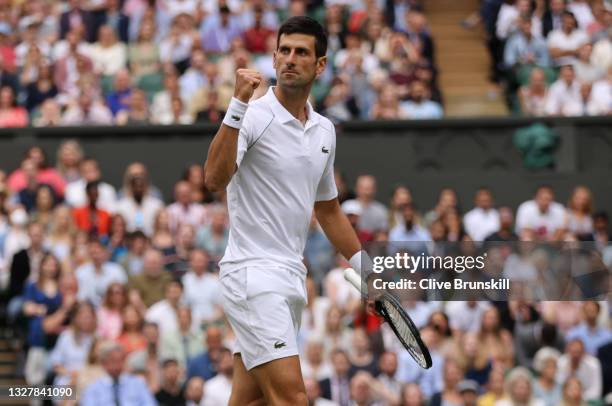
[76,262,127,307]
[182,271,221,326]
[547,29,589,66]
[201,374,232,406]
[166,202,208,234]
[145,299,178,337]
[496,3,542,40]
[567,1,595,29]
[515,200,566,238]
[557,352,602,401]
[89,42,128,76]
[445,301,492,333]
[545,79,583,116]
[463,207,500,242]
[220,86,338,275]
[65,179,118,213]
[587,79,611,115]
[116,195,164,237]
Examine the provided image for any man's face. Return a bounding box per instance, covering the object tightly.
[476,190,493,209]
[520,19,532,36]
[550,0,564,13]
[81,161,100,182]
[143,251,162,277]
[273,33,325,89]
[562,14,576,32]
[332,352,350,376]
[535,188,553,212]
[103,349,125,378]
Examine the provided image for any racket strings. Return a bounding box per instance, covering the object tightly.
[383,300,428,368]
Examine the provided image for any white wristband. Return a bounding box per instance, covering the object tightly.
[349,250,373,280]
[222,97,249,129]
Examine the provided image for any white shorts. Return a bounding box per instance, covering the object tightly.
[220,265,307,370]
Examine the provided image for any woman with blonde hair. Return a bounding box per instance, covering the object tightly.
[55,139,84,184]
[559,377,588,406]
[116,304,147,355]
[565,186,594,239]
[478,307,514,369]
[96,282,128,340]
[46,205,76,266]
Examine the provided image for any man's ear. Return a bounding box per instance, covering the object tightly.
[316,55,327,77]
[272,50,278,69]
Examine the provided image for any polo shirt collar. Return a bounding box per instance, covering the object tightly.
[265,86,319,127]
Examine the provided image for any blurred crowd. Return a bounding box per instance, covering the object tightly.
[0,0,443,128]
[479,0,611,116]
[0,141,611,405]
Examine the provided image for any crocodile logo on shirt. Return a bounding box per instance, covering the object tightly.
[231,115,240,121]
[274,341,286,349]
[322,147,329,154]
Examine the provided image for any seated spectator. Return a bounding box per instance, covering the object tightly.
[125,321,162,391]
[454,332,492,387]
[545,64,583,116]
[194,88,226,123]
[573,43,605,83]
[184,376,205,406]
[74,338,107,403]
[179,49,209,103]
[354,175,388,233]
[567,0,594,29]
[515,185,566,240]
[458,380,479,406]
[24,60,58,112]
[202,347,234,406]
[305,377,336,406]
[128,248,172,307]
[389,203,431,254]
[341,199,374,244]
[22,253,62,385]
[376,351,401,400]
[30,184,58,230]
[0,86,28,127]
[557,339,602,401]
[117,230,148,276]
[166,180,207,234]
[54,30,94,100]
[55,139,84,185]
[90,25,128,76]
[424,188,458,227]
[200,5,243,55]
[151,72,181,122]
[243,6,275,54]
[160,306,203,366]
[429,358,464,406]
[504,15,551,73]
[81,342,157,405]
[32,99,63,127]
[323,75,359,124]
[46,205,77,266]
[65,158,118,214]
[484,206,519,243]
[103,0,130,43]
[495,366,544,406]
[75,237,127,306]
[49,301,97,386]
[477,368,507,406]
[463,188,500,242]
[370,84,407,119]
[128,19,160,80]
[319,348,354,404]
[72,181,112,237]
[445,301,491,335]
[566,301,612,356]
[195,206,228,263]
[399,80,444,119]
[586,67,611,115]
[116,304,147,354]
[548,11,589,66]
[158,96,193,124]
[182,249,222,326]
[564,185,594,239]
[115,88,151,125]
[145,279,183,336]
[532,348,562,406]
[155,358,186,406]
[519,67,549,116]
[61,91,113,125]
[0,53,18,93]
[187,326,224,380]
[116,169,164,236]
[106,69,133,116]
[96,282,127,340]
[478,307,514,369]
[159,21,193,74]
[60,0,96,42]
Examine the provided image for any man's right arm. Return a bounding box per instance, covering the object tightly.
[203,69,262,192]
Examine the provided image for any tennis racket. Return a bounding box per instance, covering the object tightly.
[344,268,433,369]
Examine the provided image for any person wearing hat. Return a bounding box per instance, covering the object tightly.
[458,379,479,406]
[342,199,374,244]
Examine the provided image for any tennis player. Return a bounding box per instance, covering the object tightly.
[204,15,373,406]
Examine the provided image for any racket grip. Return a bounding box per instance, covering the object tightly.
[344,267,368,296]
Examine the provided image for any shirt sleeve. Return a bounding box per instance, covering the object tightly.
[235,109,254,169]
[315,125,338,202]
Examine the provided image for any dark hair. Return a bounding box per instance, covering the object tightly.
[277,16,327,58]
[562,10,578,27]
[593,211,609,222]
[86,180,100,193]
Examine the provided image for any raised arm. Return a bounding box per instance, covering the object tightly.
[203,69,262,192]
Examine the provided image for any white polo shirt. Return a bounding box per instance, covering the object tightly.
[219,86,338,276]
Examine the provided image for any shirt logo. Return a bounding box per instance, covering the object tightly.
[321,147,329,154]
[231,115,240,121]
[274,341,286,349]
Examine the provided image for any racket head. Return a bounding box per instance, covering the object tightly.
[376,292,432,369]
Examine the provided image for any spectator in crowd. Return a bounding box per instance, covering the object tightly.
[62,91,114,125]
[90,25,128,76]
[504,15,551,77]
[96,282,127,340]
[46,205,76,266]
[429,357,464,406]
[75,237,126,306]
[194,88,227,123]
[341,199,374,244]
[117,230,147,276]
[478,367,508,406]
[25,60,58,113]
[354,175,388,233]
[128,248,172,308]
[495,366,544,406]
[319,348,353,404]
[566,301,612,356]
[564,185,594,239]
[243,6,276,54]
[65,158,117,213]
[60,0,96,42]
[200,5,243,54]
[544,64,583,116]
[72,180,112,237]
[115,303,147,355]
[126,321,162,391]
[519,67,550,116]
[74,338,107,403]
[187,326,223,380]
[557,339,602,401]
[116,169,164,236]
[32,99,63,127]
[389,202,431,255]
[305,376,337,406]
[202,346,234,406]
[166,180,207,235]
[400,80,444,119]
[182,249,222,327]
[81,342,157,405]
[515,185,566,240]
[160,306,203,366]
[463,188,500,242]
[548,11,589,67]
[370,83,407,119]
[145,278,183,337]
[155,357,186,405]
[574,43,605,83]
[0,85,28,127]
[485,206,519,243]
[49,300,97,386]
[532,347,562,406]
[184,376,205,406]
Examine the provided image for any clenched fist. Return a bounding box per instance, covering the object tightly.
[234,69,263,103]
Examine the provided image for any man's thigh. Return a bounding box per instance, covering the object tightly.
[250,355,307,406]
[229,354,266,406]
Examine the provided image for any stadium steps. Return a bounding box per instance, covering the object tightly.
[0,335,29,405]
[425,0,509,116]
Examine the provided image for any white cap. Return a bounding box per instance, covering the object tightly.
[341,199,363,216]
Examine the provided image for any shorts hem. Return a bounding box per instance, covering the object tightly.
[244,349,299,371]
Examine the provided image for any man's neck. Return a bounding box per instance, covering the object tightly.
[273,86,310,124]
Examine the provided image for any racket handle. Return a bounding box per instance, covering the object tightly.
[344,267,368,296]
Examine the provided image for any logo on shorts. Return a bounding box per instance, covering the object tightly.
[274,341,286,349]
[321,147,329,154]
[231,115,240,121]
